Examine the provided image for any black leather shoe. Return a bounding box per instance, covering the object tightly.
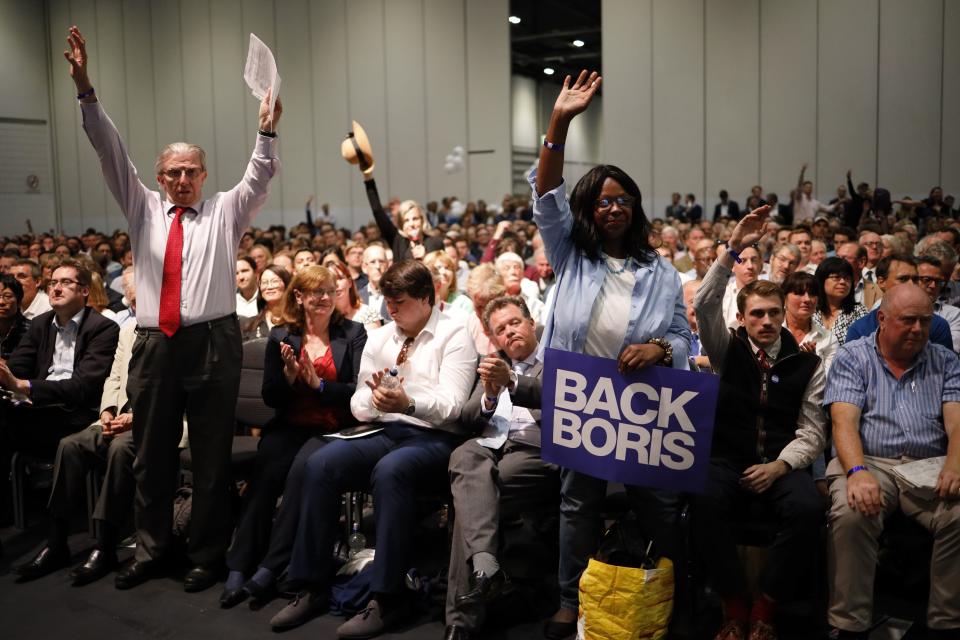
[115,559,166,590]
[70,548,118,586]
[455,569,509,606]
[444,624,474,640]
[543,611,577,640]
[244,578,276,607]
[184,565,221,593]
[219,584,249,609]
[15,545,70,582]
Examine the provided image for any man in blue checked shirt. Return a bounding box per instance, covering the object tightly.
[824,284,960,640]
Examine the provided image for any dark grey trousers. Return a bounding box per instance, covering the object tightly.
[127,315,241,565]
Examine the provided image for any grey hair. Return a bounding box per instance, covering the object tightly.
[155,142,206,174]
[915,237,958,266]
[774,242,801,261]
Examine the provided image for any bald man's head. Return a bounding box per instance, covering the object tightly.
[877,283,933,363]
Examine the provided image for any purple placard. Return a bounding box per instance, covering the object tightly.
[541,348,719,493]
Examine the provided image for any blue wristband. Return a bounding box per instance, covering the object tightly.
[543,139,565,152]
[846,464,868,478]
[726,244,743,264]
[77,87,95,100]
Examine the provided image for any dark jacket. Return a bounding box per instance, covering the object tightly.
[713,200,742,221]
[261,319,367,427]
[460,358,543,448]
[712,327,819,467]
[365,178,444,262]
[7,307,120,413]
[0,313,30,360]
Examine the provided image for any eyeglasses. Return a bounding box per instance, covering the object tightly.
[862,241,883,248]
[825,274,851,282]
[918,276,945,287]
[48,278,79,289]
[595,196,635,212]
[0,293,17,303]
[303,288,336,300]
[160,167,203,180]
[260,278,284,289]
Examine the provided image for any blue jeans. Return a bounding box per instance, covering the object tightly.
[287,423,458,594]
[557,469,679,611]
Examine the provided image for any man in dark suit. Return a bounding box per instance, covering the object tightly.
[0,258,120,532]
[444,295,559,640]
[713,189,742,221]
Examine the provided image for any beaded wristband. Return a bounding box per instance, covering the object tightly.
[543,139,565,152]
[77,87,95,100]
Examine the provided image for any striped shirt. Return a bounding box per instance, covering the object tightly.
[824,331,960,459]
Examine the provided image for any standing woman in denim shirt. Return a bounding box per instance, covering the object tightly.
[533,71,691,639]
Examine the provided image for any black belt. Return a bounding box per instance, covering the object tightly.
[136,313,238,337]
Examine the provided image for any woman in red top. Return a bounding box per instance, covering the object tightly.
[221,265,367,608]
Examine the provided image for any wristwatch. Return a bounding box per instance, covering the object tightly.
[404,397,417,416]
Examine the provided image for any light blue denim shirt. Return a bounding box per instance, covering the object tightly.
[529,170,690,368]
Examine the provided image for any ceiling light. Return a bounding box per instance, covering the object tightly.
[572,39,585,47]
[508,15,521,24]
[543,67,555,75]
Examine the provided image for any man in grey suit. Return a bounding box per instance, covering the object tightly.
[444,296,559,640]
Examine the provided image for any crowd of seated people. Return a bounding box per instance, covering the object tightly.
[2,54,960,640]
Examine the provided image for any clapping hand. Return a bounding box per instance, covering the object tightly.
[280,342,301,386]
[365,368,409,413]
[552,70,602,122]
[799,340,817,353]
[297,349,322,390]
[478,355,511,397]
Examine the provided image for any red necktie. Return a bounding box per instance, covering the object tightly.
[757,349,772,372]
[159,206,186,337]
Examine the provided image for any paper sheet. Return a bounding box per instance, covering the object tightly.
[243,33,281,124]
[891,456,945,500]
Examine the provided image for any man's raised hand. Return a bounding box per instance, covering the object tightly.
[64,26,93,94]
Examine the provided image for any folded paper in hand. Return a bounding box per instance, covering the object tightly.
[891,456,945,500]
[243,33,281,124]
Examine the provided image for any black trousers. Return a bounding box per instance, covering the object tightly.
[127,315,241,566]
[691,458,824,601]
[226,423,327,574]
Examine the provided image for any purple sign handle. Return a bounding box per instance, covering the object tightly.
[541,348,719,493]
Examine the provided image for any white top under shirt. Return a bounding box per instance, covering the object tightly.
[584,255,635,359]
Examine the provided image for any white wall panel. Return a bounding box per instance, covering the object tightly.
[209,0,248,198]
[47,0,81,233]
[384,0,428,205]
[465,0,511,203]
[759,0,817,203]
[704,0,759,215]
[651,0,703,217]
[423,0,469,204]
[308,0,353,230]
[93,0,126,231]
[346,0,390,216]
[602,0,652,197]
[275,0,315,227]
[877,0,942,197]
[943,0,960,196]
[817,0,879,199]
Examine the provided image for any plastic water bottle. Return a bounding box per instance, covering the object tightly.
[379,367,401,390]
[348,522,366,558]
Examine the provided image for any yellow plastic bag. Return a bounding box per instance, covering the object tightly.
[577,556,674,640]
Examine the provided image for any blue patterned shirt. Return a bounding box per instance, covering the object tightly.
[824,331,960,459]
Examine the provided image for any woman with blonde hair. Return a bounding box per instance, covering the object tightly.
[423,250,474,318]
[352,162,444,261]
[220,264,367,609]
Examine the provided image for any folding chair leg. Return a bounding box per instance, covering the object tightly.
[10,452,25,530]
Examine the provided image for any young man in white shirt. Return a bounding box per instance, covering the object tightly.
[272,260,477,637]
